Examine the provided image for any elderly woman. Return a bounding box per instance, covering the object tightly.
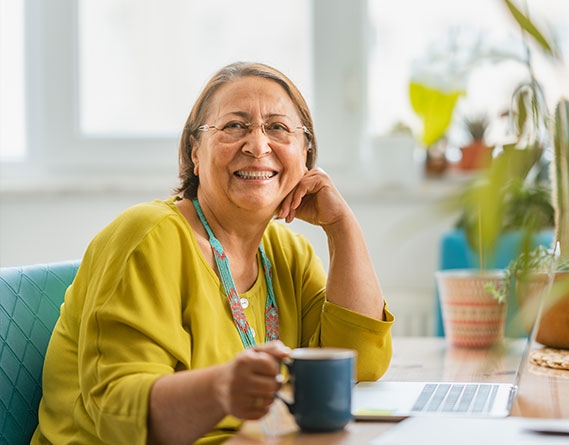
[32,62,393,445]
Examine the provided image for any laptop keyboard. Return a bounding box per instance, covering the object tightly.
[411,383,499,414]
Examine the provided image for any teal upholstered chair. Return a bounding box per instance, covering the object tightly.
[0,260,80,445]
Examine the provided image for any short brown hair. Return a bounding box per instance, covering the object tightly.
[174,61,317,199]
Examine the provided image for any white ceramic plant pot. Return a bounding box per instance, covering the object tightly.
[436,269,508,348]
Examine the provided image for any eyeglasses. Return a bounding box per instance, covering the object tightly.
[198,120,311,146]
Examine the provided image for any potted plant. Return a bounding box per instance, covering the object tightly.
[435,268,509,348]
[436,92,557,340]
[436,157,554,346]
[458,114,494,171]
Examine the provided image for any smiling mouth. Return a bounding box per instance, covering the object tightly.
[235,170,276,179]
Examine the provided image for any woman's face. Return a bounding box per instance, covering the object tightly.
[192,76,310,214]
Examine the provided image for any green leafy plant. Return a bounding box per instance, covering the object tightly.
[550,99,569,265]
[476,1,569,320]
[403,1,566,282]
[489,245,569,304]
[502,0,569,267]
[455,148,551,269]
[458,1,565,262]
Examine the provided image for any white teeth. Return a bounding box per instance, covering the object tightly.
[236,171,275,179]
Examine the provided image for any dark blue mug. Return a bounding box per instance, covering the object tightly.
[280,348,356,432]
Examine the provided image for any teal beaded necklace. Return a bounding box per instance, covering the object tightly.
[192,199,280,348]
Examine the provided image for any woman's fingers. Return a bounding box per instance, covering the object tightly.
[278,168,324,221]
[225,343,289,419]
[253,340,291,361]
[277,192,294,220]
[279,168,346,225]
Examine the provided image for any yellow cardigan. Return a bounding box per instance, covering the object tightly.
[32,198,393,445]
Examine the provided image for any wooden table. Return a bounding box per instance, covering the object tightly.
[226,337,569,444]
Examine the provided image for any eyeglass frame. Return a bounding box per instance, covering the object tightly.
[197,121,312,147]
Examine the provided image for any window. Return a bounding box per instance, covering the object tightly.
[0,0,313,182]
[78,0,313,137]
[0,0,26,160]
[6,0,565,188]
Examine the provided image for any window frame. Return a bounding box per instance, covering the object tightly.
[18,0,175,180]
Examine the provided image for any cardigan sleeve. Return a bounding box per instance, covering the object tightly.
[317,301,394,381]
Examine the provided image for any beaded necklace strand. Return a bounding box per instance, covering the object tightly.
[192,199,280,348]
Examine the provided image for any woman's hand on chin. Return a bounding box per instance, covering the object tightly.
[276,168,350,227]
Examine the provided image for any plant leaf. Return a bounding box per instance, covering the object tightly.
[504,0,553,55]
[552,98,569,261]
[516,89,528,138]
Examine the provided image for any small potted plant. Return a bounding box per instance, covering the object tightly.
[458,114,494,171]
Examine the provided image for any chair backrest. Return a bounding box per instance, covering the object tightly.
[0,260,80,445]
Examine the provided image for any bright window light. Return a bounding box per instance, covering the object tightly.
[78,0,313,137]
[368,0,569,146]
[0,0,26,160]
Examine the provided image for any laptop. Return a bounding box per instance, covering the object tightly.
[352,243,559,421]
[352,380,518,420]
